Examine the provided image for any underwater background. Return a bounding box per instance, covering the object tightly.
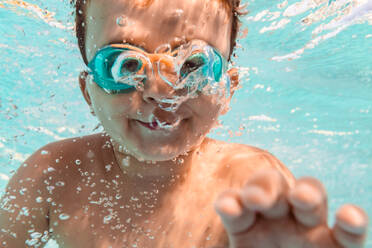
[0,0,371,246]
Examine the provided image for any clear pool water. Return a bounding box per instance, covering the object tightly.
[0,0,371,247]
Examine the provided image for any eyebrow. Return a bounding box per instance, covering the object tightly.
[107,40,146,51]
[107,39,190,53]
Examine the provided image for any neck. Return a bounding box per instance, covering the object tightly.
[110,139,198,184]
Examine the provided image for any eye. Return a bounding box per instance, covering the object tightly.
[120,57,142,75]
[180,53,206,78]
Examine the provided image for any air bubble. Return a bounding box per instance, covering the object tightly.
[130,196,139,201]
[19,188,27,195]
[41,233,49,243]
[116,15,128,27]
[25,239,38,246]
[40,150,49,155]
[35,197,43,203]
[30,232,42,239]
[103,215,112,224]
[59,213,70,220]
[135,81,145,91]
[105,164,112,171]
[20,207,29,216]
[55,181,65,187]
[154,43,172,54]
[122,157,130,167]
[75,159,81,165]
[173,9,184,17]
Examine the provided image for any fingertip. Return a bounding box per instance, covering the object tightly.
[288,182,323,211]
[215,190,256,235]
[215,193,243,219]
[240,185,274,211]
[288,177,328,227]
[241,169,287,211]
[335,204,368,235]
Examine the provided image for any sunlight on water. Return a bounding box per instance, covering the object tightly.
[0,0,371,247]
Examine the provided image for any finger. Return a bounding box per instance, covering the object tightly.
[288,177,327,227]
[214,189,256,235]
[332,204,368,248]
[240,169,289,218]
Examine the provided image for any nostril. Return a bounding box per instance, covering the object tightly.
[147,97,156,103]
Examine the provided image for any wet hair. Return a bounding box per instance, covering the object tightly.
[73,0,246,65]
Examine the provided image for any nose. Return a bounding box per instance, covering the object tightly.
[142,55,179,105]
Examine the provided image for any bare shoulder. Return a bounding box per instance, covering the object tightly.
[0,133,111,247]
[8,133,110,180]
[202,138,295,187]
[16,132,113,192]
[35,132,110,162]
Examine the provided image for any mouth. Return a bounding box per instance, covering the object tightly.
[137,120,159,130]
[136,116,184,132]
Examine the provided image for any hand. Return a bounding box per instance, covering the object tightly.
[214,169,369,248]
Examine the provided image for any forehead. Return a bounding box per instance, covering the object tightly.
[85,0,232,61]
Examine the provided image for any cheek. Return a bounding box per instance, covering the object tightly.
[190,95,225,128]
[199,95,225,115]
[88,84,137,119]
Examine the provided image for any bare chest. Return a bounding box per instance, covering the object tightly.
[49,175,226,248]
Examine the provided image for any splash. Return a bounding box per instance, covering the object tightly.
[1,0,72,30]
[247,0,372,61]
[275,0,372,61]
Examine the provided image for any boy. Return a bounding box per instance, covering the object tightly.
[0,0,368,247]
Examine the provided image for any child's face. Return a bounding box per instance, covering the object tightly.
[82,0,235,161]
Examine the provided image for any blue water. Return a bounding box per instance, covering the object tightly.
[1,0,371,247]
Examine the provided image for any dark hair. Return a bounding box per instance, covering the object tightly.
[73,0,246,64]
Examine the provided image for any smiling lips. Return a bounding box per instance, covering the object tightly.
[137,120,159,130]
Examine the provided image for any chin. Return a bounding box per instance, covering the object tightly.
[131,143,189,162]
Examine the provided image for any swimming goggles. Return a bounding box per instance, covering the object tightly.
[87,40,229,95]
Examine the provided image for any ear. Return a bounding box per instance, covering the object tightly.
[79,71,92,106]
[221,67,239,115]
[79,71,96,116]
[227,67,239,95]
